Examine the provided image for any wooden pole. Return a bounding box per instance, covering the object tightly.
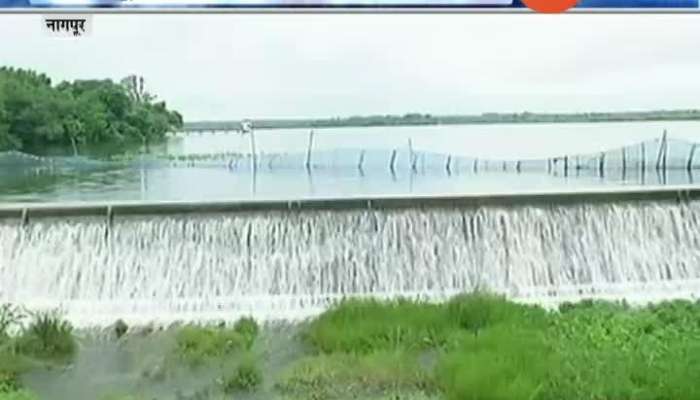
[305,130,314,171]
[687,144,697,172]
[249,129,257,173]
[655,129,667,171]
[408,139,417,173]
[358,150,366,171]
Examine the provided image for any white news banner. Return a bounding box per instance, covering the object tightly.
[42,15,92,37]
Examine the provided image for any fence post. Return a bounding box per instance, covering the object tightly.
[249,129,257,173]
[305,130,314,171]
[687,144,697,172]
[655,129,667,171]
[408,139,417,173]
[358,150,366,172]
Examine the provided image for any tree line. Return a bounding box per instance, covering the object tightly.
[186,109,700,132]
[0,67,183,155]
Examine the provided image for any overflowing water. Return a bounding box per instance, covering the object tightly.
[2,200,700,327]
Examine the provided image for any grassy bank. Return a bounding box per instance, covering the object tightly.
[3,294,700,400]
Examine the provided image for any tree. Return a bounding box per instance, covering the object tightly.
[0,67,184,154]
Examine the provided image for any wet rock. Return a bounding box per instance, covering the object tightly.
[113,319,129,339]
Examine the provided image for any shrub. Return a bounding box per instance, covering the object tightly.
[0,305,25,342]
[446,292,545,336]
[15,311,76,361]
[174,325,245,366]
[233,317,259,349]
[222,356,263,393]
[304,298,450,354]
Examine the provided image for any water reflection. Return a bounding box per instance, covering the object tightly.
[0,160,697,203]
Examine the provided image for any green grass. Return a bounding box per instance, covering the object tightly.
[173,324,246,367]
[233,316,260,349]
[221,354,263,393]
[4,295,700,400]
[295,293,700,400]
[14,311,76,362]
[277,350,437,400]
[303,292,544,354]
[0,390,38,400]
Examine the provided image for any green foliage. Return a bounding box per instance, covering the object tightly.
[222,355,263,393]
[0,389,38,400]
[545,299,700,400]
[278,351,436,400]
[15,310,76,362]
[437,325,553,400]
[233,316,260,349]
[304,293,545,354]
[304,298,450,354]
[173,325,245,367]
[0,304,25,342]
[0,67,183,153]
[446,292,547,336]
[299,294,700,400]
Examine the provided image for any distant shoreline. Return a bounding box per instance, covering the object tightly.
[183,110,700,132]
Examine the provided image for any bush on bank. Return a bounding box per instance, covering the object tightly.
[5,296,700,400]
[294,294,700,400]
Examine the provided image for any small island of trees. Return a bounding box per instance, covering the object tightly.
[0,67,183,155]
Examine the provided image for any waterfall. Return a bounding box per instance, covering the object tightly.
[1,201,700,328]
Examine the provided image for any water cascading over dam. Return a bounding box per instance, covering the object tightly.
[1,191,700,328]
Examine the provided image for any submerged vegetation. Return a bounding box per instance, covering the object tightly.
[3,294,700,400]
[0,67,183,154]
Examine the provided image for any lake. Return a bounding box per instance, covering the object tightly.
[2,120,700,203]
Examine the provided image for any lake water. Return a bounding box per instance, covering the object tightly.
[2,120,700,203]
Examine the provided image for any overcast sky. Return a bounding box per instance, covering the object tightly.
[1,14,699,121]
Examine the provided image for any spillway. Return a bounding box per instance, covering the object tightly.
[1,187,700,328]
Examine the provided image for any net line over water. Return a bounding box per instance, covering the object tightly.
[3,129,700,176]
[1,199,700,327]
